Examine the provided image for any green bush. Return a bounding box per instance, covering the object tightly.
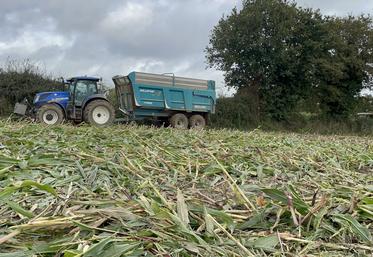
[211,94,373,135]
[0,59,62,116]
[210,97,257,129]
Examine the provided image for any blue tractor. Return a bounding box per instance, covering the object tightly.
[16,76,115,126]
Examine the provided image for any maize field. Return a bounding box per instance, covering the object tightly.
[0,120,372,256]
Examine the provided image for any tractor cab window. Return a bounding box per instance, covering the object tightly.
[63,83,70,92]
[74,80,98,106]
[69,83,74,95]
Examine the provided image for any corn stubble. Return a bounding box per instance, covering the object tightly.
[0,120,372,256]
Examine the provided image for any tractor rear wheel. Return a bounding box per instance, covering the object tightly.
[170,113,189,129]
[37,104,64,125]
[84,100,115,126]
[189,114,206,129]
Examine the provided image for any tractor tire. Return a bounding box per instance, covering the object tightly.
[37,104,64,125]
[84,100,115,126]
[170,113,189,129]
[189,114,206,129]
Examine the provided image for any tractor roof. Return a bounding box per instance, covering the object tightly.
[67,76,100,82]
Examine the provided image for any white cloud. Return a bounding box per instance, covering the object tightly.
[101,2,153,34]
[0,31,71,54]
[0,17,73,55]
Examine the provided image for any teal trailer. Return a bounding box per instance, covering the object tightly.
[113,72,216,129]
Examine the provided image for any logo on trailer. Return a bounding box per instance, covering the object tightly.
[194,105,207,109]
[140,89,156,94]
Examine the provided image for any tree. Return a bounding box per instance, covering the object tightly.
[206,0,372,120]
[206,0,324,120]
[314,15,373,118]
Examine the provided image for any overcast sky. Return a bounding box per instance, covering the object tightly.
[0,0,371,95]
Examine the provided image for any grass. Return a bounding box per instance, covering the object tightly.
[0,120,372,256]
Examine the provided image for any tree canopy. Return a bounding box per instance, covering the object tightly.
[206,0,372,120]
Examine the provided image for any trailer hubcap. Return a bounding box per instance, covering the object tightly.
[92,106,110,125]
[42,110,59,125]
[176,120,185,128]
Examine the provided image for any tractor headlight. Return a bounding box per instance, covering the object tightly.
[33,95,40,103]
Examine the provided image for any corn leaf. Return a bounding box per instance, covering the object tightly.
[333,214,373,244]
[176,189,190,226]
[261,188,309,214]
[5,200,34,218]
[247,235,279,251]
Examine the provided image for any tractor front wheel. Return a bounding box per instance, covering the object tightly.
[84,100,115,126]
[37,104,64,125]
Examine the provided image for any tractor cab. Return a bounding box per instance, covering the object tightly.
[66,77,100,105]
[65,77,100,118]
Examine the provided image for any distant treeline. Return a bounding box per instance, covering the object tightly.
[210,94,373,135]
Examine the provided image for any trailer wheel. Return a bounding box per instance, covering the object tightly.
[189,114,206,129]
[170,113,188,129]
[84,100,115,126]
[37,104,64,125]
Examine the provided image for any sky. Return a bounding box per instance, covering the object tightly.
[0,0,371,95]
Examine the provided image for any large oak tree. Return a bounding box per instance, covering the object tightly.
[206,0,372,120]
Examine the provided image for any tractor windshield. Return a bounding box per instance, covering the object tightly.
[74,80,98,105]
[68,83,74,94]
[63,83,70,92]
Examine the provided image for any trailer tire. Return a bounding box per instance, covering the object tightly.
[84,100,115,126]
[189,114,206,129]
[170,113,188,129]
[37,104,64,125]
